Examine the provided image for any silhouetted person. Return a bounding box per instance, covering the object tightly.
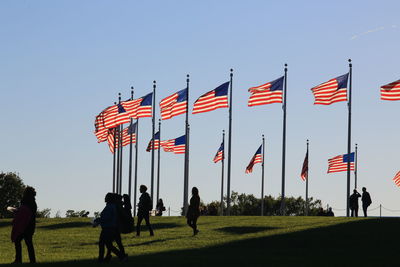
[349,189,361,217]
[97,193,125,262]
[317,208,325,216]
[136,185,154,236]
[156,199,166,216]
[104,194,127,262]
[361,187,372,217]
[186,187,200,235]
[326,207,334,217]
[11,186,37,264]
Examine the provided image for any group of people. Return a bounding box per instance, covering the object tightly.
[9,185,372,263]
[349,187,372,217]
[9,184,201,263]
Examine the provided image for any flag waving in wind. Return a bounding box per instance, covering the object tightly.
[327,152,355,173]
[301,151,308,181]
[393,171,400,187]
[193,82,229,114]
[246,145,263,174]
[107,122,137,153]
[160,88,188,120]
[146,131,160,152]
[380,79,400,101]
[248,76,284,106]
[311,73,349,105]
[160,135,186,154]
[213,142,224,163]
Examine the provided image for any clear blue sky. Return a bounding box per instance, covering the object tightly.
[1,0,399,216]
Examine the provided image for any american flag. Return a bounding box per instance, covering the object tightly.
[380,79,400,101]
[133,93,153,118]
[248,76,284,106]
[107,123,137,154]
[327,152,355,173]
[160,135,186,154]
[311,73,349,105]
[192,82,229,114]
[101,103,131,130]
[245,145,263,174]
[213,142,224,163]
[146,131,160,152]
[160,88,187,120]
[94,113,108,143]
[301,151,308,181]
[393,171,400,187]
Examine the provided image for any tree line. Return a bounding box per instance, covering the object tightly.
[1,172,322,218]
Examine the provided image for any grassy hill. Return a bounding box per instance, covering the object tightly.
[0,216,398,266]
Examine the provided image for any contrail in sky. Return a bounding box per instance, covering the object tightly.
[350,25,397,40]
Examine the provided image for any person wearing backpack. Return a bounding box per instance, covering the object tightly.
[361,187,372,217]
[136,185,154,236]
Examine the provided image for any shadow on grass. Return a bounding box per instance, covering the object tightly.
[140,222,181,230]
[125,237,179,247]
[217,226,278,234]
[0,221,11,228]
[2,218,400,267]
[39,221,92,230]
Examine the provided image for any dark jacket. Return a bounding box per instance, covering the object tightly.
[362,192,372,207]
[349,192,361,209]
[138,192,152,214]
[99,203,117,229]
[186,195,200,219]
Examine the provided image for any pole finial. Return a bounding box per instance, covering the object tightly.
[230,68,233,77]
[186,74,189,83]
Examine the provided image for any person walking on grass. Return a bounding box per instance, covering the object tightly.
[97,193,126,262]
[361,187,372,217]
[136,185,154,236]
[11,186,37,264]
[186,187,200,236]
[349,189,361,217]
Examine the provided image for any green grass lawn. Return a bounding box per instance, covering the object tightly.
[0,216,398,266]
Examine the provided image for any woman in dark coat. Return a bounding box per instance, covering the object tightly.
[11,186,37,263]
[186,187,200,235]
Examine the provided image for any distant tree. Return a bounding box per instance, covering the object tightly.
[65,210,79,217]
[0,172,25,218]
[211,192,323,216]
[37,208,51,218]
[93,211,100,218]
[55,210,61,218]
[65,210,90,218]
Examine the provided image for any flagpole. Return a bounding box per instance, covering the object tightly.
[151,81,156,206]
[112,126,117,193]
[116,96,121,194]
[134,118,139,217]
[183,74,190,215]
[280,63,288,215]
[220,130,225,216]
[156,119,161,203]
[227,68,233,216]
[128,87,134,199]
[118,93,123,195]
[355,143,358,189]
[261,135,265,216]
[305,139,309,216]
[346,59,352,217]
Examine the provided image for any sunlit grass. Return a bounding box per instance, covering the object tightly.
[0,216,397,266]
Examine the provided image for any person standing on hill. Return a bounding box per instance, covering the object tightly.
[349,189,361,217]
[361,187,372,217]
[156,198,166,216]
[11,186,37,264]
[136,185,154,236]
[186,187,200,236]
